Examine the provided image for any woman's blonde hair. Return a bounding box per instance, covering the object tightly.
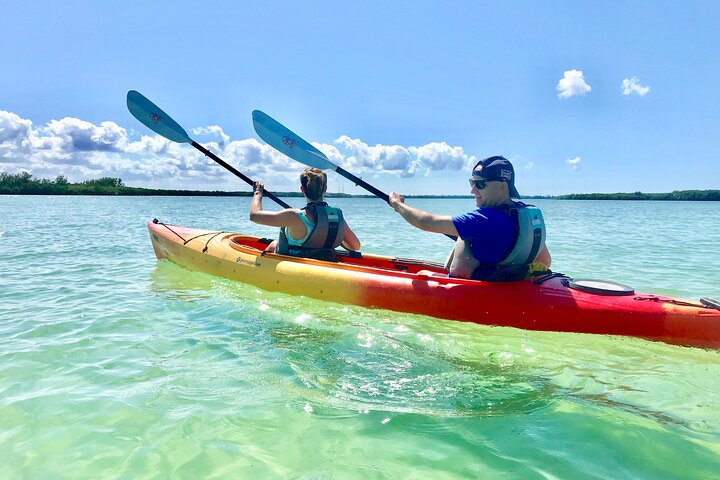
[300,167,327,201]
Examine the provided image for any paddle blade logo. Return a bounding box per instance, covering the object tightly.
[282,135,297,149]
[150,112,162,124]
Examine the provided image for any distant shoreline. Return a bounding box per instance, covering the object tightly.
[1,173,719,200]
[4,191,720,201]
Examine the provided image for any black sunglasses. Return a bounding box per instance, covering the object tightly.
[469,178,489,189]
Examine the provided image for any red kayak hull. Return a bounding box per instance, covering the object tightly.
[148,221,720,349]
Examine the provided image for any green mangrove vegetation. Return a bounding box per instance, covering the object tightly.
[552,190,720,201]
[0,172,304,197]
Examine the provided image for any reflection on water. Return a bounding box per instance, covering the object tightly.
[267,320,555,418]
[149,261,720,437]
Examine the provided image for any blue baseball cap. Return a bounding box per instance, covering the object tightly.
[471,155,520,198]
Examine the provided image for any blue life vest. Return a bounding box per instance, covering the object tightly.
[473,202,546,282]
[277,202,346,261]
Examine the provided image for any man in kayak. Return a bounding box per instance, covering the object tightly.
[250,167,361,261]
[388,156,551,281]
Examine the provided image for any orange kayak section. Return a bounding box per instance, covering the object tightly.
[148,221,720,349]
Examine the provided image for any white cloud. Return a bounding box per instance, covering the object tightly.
[0,111,34,147]
[557,70,592,99]
[311,142,345,167]
[0,110,265,185]
[566,156,581,171]
[621,77,650,96]
[0,110,479,189]
[335,136,475,178]
[525,161,534,171]
[45,117,128,152]
[192,125,230,146]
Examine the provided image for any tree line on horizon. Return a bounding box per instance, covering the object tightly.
[0,172,331,197]
[1,172,718,200]
[0,172,255,196]
[552,190,720,201]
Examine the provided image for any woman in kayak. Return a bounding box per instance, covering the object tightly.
[250,167,361,261]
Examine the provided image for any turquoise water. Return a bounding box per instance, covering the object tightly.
[1,195,719,479]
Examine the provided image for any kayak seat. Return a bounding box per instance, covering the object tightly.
[230,235,274,252]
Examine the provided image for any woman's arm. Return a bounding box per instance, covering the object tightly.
[249,181,304,228]
[535,245,551,268]
[341,224,361,251]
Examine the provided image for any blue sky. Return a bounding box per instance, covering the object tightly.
[1,1,719,195]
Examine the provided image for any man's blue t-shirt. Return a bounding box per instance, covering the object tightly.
[451,208,518,265]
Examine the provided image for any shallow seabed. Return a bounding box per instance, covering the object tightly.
[1,196,719,479]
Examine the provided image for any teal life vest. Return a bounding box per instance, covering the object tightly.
[276,202,347,261]
[473,202,546,282]
[498,204,546,266]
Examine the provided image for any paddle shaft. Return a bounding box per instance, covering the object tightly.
[334,166,389,203]
[334,166,456,241]
[191,141,291,209]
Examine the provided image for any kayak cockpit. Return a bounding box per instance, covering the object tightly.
[228,234,448,276]
[229,234,274,252]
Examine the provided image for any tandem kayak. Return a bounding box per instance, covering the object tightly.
[148,220,720,349]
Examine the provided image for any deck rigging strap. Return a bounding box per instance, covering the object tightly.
[197,231,226,252]
[152,219,224,252]
[634,295,714,309]
[153,218,187,243]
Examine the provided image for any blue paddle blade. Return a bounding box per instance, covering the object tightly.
[252,110,336,170]
[126,90,192,144]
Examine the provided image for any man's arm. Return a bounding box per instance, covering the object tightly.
[388,192,459,237]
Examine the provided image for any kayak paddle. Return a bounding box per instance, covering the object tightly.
[252,110,456,241]
[126,90,291,209]
[252,110,390,202]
